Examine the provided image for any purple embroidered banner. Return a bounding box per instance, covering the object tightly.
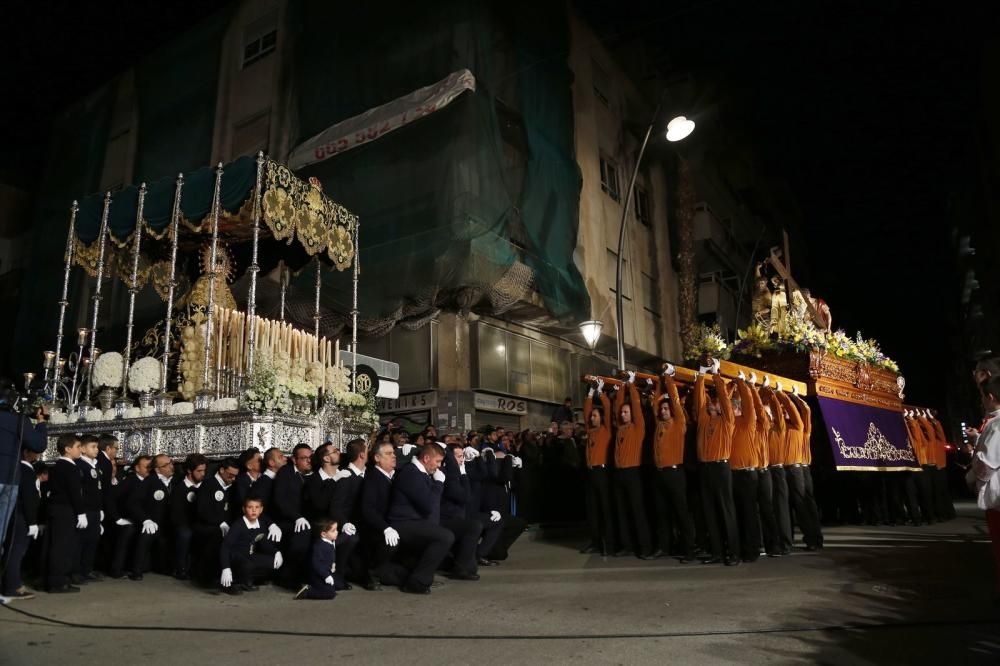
[815,396,919,471]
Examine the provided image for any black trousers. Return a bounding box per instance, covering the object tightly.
[917,466,938,523]
[360,529,408,586]
[653,467,695,558]
[935,468,955,520]
[802,466,824,546]
[77,509,101,576]
[474,513,503,560]
[614,467,652,556]
[891,472,921,524]
[173,526,193,575]
[275,522,311,588]
[786,465,822,548]
[303,581,337,599]
[133,528,170,575]
[231,552,274,585]
[441,517,482,575]
[45,507,80,589]
[585,467,615,549]
[191,524,222,585]
[770,466,793,554]
[756,469,779,555]
[486,514,527,561]
[392,520,454,590]
[700,461,739,561]
[334,532,358,588]
[732,469,761,561]
[2,513,29,594]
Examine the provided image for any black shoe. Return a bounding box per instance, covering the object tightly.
[334,581,353,591]
[804,545,818,552]
[364,580,383,592]
[637,552,656,561]
[580,544,601,554]
[49,585,80,594]
[128,573,144,581]
[447,571,480,581]
[84,572,104,582]
[700,557,721,565]
[613,549,632,557]
[766,552,782,558]
[241,583,259,592]
[724,558,741,567]
[70,575,88,585]
[108,572,127,580]
[174,571,190,581]
[402,583,431,595]
[222,585,242,596]
[477,557,499,567]
[430,580,445,588]
[741,557,758,563]
[679,556,696,564]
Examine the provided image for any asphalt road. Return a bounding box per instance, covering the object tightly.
[1,502,998,665]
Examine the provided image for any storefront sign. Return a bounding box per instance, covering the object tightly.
[474,392,527,415]
[377,391,437,414]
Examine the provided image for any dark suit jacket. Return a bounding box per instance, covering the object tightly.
[129,474,172,526]
[76,459,103,514]
[479,452,513,516]
[360,469,393,533]
[47,458,84,516]
[249,472,275,512]
[272,464,306,524]
[16,461,40,525]
[330,467,365,527]
[308,537,336,587]
[115,473,144,521]
[220,515,276,568]
[303,470,336,521]
[441,453,473,521]
[169,478,199,529]
[196,474,231,528]
[97,451,118,521]
[387,461,443,523]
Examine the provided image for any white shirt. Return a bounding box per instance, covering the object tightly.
[157,473,171,486]
[459,463,467,476]
[183,478,200,489]
[318,467,335,481]
[58,456,75,465]
[81,455,98,468]
[412,458,428,475]
[376,466,394,480]
[263,468,277,480]
[349,463,366,478]
[214,472,230,490]
[973,409,1000,510]
[243,516,260,529]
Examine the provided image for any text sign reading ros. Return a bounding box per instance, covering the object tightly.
[474,392,527,415]
[377,391,437,414]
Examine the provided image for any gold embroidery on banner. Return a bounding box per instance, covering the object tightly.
[831,423,917,464]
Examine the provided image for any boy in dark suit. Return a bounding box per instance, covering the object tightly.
[219,497,283,595]
[46,434,84,593]
[1,445,43,600]
[75,434,104,583]
[294,518,339,600]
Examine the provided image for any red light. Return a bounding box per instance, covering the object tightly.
[945,445,954,450]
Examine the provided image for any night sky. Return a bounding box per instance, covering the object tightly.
[3,1,994,408]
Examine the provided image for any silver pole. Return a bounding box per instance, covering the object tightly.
[53,201,78,384]
[279,264,287,321]
[160,174,184,392]
[313,256,322,339]
[85,191,113,404]
[202,163,224,391]
[351,219,359,391]
[120,183,147,395]
[245,151,265,378]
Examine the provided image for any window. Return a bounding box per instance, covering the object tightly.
[600,155,620,202]
[232,111,271,157]
[592,58,611,107]
[635,187,651,227]
[606,249,630,299]
[242,12,278,68]
[641,272,660,316]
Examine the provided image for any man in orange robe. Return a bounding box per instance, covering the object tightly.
[651,365,695,562]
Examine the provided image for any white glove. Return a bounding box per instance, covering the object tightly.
[463,446,480,460]
[626,371,636,384]
[100,525,104,536]
[490,510,501,522]
[698,365,712,375]
[763,376,771,388]
[115,518,132,526]
[432,469,446,483]
[343,522,357,536]
[294,517,311,533]
[268,523,282,542]
[587,387,595,398]
[220,522,230,537]
[749,372,758,385]
[324,575,335,586]
[596,378,605,391]
[663,363,676,377]
[333,469,352,482]
[273,551,283,569]
[792,384,799,396]
[384,526,400,547]
[400,443,416,456]
[27,524,39,539]
[221,568,233,588]
[100,510,105,522]
[481,446,495,455]
[712,359,721,374]
[76,513,88,530]
[776,381,784,393]
[434,441,447,450]
[738,370,747,380]
[511,456,523,469]
[141,519,158,535]
[646,378,654,387]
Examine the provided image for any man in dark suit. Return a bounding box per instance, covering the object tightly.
[479,448,527,561]
[360,442,408,589]
[170,453,206,580]
[250,447,286,512]
[45,434,85,593]
[232,448,262,521]
[192,458,238,586]
[108,456,151,579]
[129,454,175,579]
[2,445,43,599]
[387,444,454,594]
[272,443,312,587]
[303,443,338,521]
[329,439,367,589]
[95,434,119,570]
[440,444,489,577]
[75,434,104,583]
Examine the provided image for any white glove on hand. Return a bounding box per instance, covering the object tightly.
[511,456,523,469]
[400,443,416,456]
[664,363,676,377]
[763,376,771,388]
[698,365,712,375]
[776,381,784,393]
[27,524,39,539]
[268,523,282,542]
[792,384,799,396]
[273,551,283,569]
[100,525,104,536]
[115,518,132,526]
[100,510,105,522]
[384,527,400,547]
[76,513,88,530]
[432,470,446,483]
[588,387,595,398]
[738,369,747,380]
[141,519,158,535]
[220,522,230,537]
[712,359,721,374]
[490,510,501,522]
[750,372,758,385]
[343,522,357,536]
[463,446,480,460]
[596,378,605,391]
[324,575,335,586]
[627,371,636,384]
[294,517,311,533]
[333,469,352,482]
[646,378,654,387]
[221,568,233,588]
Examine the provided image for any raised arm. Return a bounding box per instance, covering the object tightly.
[735,378,755,430]
[665,375,686,431]
[614,383,626,427]
[751,385,769,433]
[766,389,786,436]
[776,391,802,430]
[628,381,645,440]
[791,393,811,437]
[694,374,707,423]
[714,373,734,423]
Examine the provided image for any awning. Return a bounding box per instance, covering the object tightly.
[816,396,920,471]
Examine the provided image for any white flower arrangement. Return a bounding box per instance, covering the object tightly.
[169,401,195,416]
[128,357,164,393]
[92,352,125,389]
[287,377,318,399]
[50,411,69,425]
[140,406,156,418]
[210,397,239,412]
[243,359,293,414]
[102,409,117,421]
[84,408,104,422]
[125,407,142,419]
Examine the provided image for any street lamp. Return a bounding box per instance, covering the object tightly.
[579,320,603,350]
[614,112,695,372]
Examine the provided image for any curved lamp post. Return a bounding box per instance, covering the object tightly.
[614,113,695,372]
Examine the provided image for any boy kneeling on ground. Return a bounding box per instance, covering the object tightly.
[220,497,283,595]
[295,518,339,600]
